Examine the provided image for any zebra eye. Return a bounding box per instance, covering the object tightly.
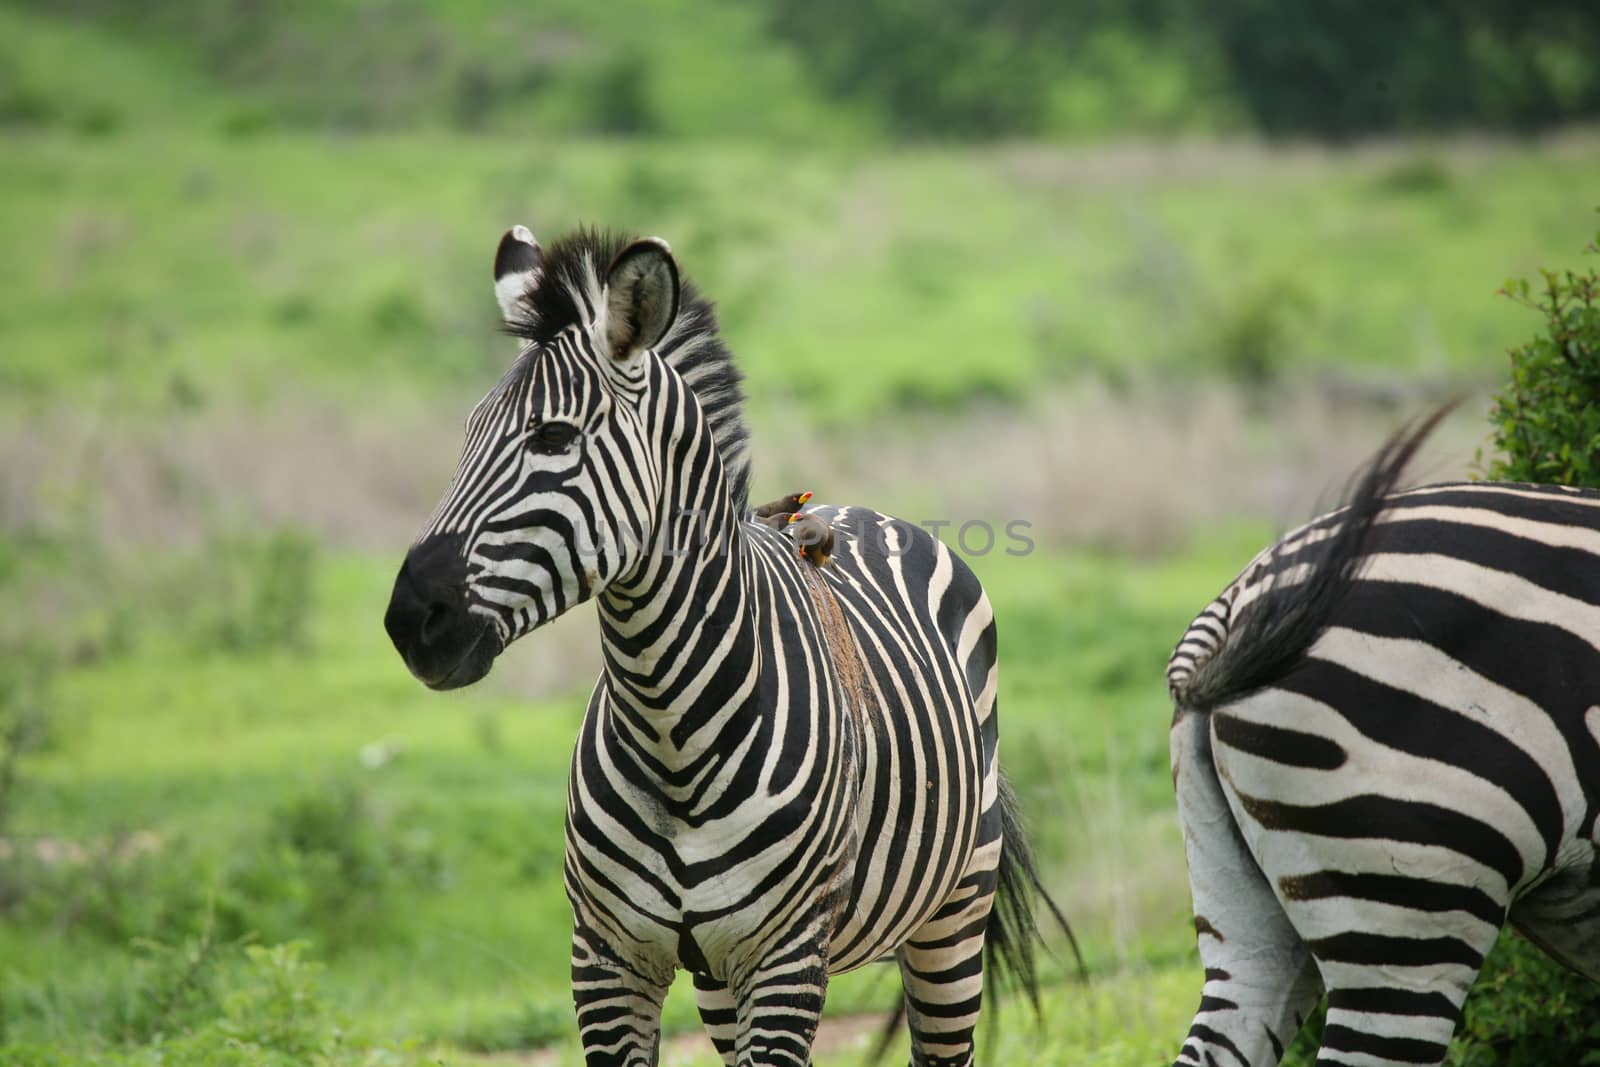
[530,419,578,453]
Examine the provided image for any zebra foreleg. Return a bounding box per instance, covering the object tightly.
[1172,708,1321,1067]
[571,928,671,1067]
[692,971,738,1066]
[732,932,831,1067]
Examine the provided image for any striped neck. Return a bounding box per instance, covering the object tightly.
[593,382,762,787]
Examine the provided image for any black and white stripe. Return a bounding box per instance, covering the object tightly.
[1166,412,1600,1067]
[386,227,1057,1066]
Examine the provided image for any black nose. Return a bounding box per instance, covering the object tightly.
[385,533,496,689]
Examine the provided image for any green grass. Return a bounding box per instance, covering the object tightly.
[4,131,1597,423]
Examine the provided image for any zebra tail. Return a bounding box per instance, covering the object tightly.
[987,770,1084,1014]
[1174,400,1457,714]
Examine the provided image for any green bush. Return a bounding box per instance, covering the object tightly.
[115,912,236,1044]
[1455,213,1600,1064]
[1483,216,1600,485]
[217,783,447,951]
[1200,274,1313,387]
[163,529,318,656]
[0,933,434,1065]
[1451,932,1600,1066]
[212,942,335,1061]
[424,1000,568,1054]
[109,938,428,1067]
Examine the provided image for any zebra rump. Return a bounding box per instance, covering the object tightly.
[1171,402,1454,714]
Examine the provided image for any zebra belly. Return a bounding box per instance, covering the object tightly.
[565,728,981,981]
[825,707,985,973]
[1510,840,1600,980]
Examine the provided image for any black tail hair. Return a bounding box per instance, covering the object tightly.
[987,772,1084,1008]
[868,771,1082,1062]
[1176,401,1457,713]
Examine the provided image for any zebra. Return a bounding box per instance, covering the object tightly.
[1165,406,1600,1067]
[383,225,1061,1065]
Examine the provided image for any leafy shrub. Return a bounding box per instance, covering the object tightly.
[115,910,235,1044]
[1373,155,1453,197]
[587,50,658,135]
[1469,217,1600,1061]
[110,938,417,1067]
[215,782,447,951]
[212,942,336,1061]
[1451,932,1600,1066]
[0,648,54,835]
[369,289,430,338]
[1287,219,1600,1066]
[128,529,318,657]
[1482,217,1600,485]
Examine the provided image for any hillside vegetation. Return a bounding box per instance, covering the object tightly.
[6,132,1598,424]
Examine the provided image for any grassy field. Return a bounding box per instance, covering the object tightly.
[7,10,1600,1058]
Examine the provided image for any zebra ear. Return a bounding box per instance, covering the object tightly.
[493,225,543,322]
[603,237,679,361]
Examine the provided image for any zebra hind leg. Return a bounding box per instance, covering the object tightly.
[1202,706,1508,1066]
[894,855,999,1065]
[1302,890,1502,1066]
[893,766,1011,1066]
[691,971,738,1066]
[571,927,671,1067]
[1172,708,1322,1067]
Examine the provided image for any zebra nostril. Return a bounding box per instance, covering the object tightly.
[420,602,451,644]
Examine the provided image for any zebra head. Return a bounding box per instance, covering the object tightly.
[385,226,749,690]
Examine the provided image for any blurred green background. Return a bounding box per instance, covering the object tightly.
[2,2,1598,1064]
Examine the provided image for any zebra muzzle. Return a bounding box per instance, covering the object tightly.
[385,533,499,690]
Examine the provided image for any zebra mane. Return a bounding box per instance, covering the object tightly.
[505,226,753,514]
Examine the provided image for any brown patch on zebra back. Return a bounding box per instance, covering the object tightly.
[800,566,875,731]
